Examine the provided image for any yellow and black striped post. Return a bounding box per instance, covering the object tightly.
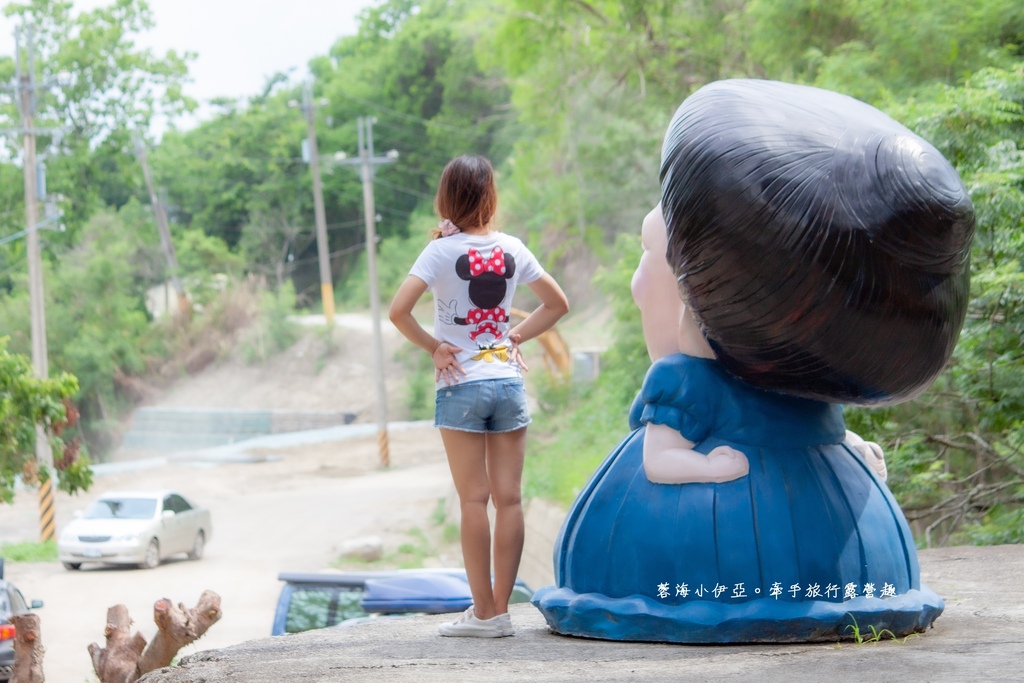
[38,476,55,542]
[378,428,390,468]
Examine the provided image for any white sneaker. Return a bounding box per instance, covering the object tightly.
[437,607,514,637]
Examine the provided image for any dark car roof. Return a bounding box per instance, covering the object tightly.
[277,568,469,587]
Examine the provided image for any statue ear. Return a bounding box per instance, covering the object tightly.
[503,253,516,279]
[455,255,472,280]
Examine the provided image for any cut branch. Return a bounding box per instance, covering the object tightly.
[88,605,147,683]
[135,590,222,677]
[11,613,44,683]
[89,591,222,683]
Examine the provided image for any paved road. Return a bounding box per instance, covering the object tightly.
[3,425,451,683]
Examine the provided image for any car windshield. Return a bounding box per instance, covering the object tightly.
[84,498,157,519]
[285,587,366,634]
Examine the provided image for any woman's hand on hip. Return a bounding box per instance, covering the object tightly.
[508,333,529,372]
[433,342,467,385]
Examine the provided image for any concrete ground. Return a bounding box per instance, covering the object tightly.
[142,544,1023,683]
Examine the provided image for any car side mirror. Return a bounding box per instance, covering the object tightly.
[162,510,175,519]
[30,599,43,609]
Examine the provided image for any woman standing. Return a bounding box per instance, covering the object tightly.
[389,155,569,637]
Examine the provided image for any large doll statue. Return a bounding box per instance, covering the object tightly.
[532,79,975,642]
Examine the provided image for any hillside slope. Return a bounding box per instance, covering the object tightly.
[146,313,412,418]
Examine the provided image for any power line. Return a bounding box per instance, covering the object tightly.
[287,240,367,267]
[328,89,502,135]
[375,204,413,219]
[374,177,435,200]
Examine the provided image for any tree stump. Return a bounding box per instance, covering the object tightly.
[89,591,222,683]
[11,613,45,683]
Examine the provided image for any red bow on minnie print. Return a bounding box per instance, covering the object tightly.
[470,322,502,342]
[467,247,507,277]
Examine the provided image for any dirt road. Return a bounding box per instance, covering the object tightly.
[2,425,453,683]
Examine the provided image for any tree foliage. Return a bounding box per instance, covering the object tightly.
[151,0,513,304]
[0,337,90,503]
[491,0,1024,543]
[0,0,194,237]
[844,63,1024,546]
[0,0,1021,545]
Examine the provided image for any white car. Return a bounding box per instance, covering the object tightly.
[58,490,212,570]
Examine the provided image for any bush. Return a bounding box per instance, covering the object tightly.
[241,280,300,364]
[523,233,645,504]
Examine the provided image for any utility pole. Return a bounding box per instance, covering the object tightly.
[291,80,335,327]
[134,135,189,318]
[6,25,58,542]
[338,117,397,468]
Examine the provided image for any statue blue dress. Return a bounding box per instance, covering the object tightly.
[533,354,944,642]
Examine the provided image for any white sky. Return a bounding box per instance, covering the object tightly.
[0,0,379,130]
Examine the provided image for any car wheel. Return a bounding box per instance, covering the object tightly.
[187,531,205,561]
[141,539,160,569]
[62,562,82,571]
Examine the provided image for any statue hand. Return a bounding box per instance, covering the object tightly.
[845,430,887,481]
[705,445,750,482]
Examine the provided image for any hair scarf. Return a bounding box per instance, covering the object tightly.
[438,219,461,237]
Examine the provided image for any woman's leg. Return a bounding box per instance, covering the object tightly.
[485,427,527,615]
[439,428,497,618]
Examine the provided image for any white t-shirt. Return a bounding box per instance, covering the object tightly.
[409,231,545,387]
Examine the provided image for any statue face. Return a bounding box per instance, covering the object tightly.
[632,205,684,361]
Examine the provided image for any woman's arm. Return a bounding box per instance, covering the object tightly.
[389,276,436,353]
[643,423,749,484]
[509,273,570,344]
[389,275,466,385]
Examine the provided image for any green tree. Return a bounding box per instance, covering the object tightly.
[0,205,166,454]
[746,0,1024,101]
[0,336,90,503]
[152,0,515,303]
[500,1,1024,546]
[0,0,194,243]
[844,63,1024,546]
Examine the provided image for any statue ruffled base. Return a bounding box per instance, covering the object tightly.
[532,355,944,643]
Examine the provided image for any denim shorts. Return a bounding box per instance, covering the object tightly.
[434,378,531,433]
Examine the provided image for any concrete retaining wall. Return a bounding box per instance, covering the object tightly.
[521,498,566,591]
[121,408,357,451]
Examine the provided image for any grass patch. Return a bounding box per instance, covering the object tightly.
[428,497,461,544]
[1,540,58,562]
[430,497,447,526]
[843,615,904,644]
[395,527,432,568]
[523,367,637,504]
[331,497,462,571]
[332,527,436,570]
[442,523,460,544]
